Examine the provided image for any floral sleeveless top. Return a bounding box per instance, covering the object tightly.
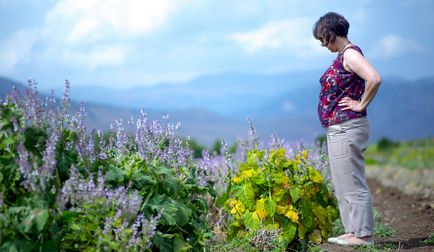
[318,45,367,128]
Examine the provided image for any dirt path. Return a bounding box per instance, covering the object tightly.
[319,178,434,251]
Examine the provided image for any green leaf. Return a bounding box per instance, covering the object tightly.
[105,167,125,185]
[22,212,36,234]
[312,204,327,226]
[154,232,173,252]
[0,137,15,149]
[35,209,49,233]
[216,192,229,208]
[0,241,19,252]
[242,211,261,231]
[264,197,277,217]
[164,176,179,194]
[133,173,156,187]
[300,200,314,232]
[290,187,302,203]
[153,165,172,176]
[308,167,323,183]
[234,183,255,209]
[281,219,297,244]
[251,174,266,184]
[160,202,178,226]
[176,201,192,226]
[273,172,290,184]
[173,234,192,252]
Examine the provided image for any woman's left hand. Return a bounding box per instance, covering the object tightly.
[338,97,364,112]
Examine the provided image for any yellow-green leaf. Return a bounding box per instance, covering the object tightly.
[309,167,323,183]
[309,229,322,244]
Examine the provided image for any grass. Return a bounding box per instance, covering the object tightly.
[365,137,434,170]
[424,233,434,245]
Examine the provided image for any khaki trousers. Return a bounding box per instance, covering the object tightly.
[326,117,374,237]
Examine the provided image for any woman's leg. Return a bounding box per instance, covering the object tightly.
[327,117,374,238]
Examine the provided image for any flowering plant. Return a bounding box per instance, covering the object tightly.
[0,80,213,251]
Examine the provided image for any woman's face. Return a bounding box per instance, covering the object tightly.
[321,39,338,53]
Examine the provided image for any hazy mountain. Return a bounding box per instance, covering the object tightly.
[2,74,434,146]
[69,71,320,118]
[0,76,248,145]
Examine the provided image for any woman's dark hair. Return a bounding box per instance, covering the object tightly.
[313,12,349,46]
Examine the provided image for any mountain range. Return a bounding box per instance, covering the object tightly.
[1,73,434,146]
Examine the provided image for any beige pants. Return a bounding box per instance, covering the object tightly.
[326,117,374,237]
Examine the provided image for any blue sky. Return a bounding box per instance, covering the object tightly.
[0,0,433,92]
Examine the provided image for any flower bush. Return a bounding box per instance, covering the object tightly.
[0,80,213,251]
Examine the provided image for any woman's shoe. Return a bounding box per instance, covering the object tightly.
[327,233,354,244]
[336,236,373,246]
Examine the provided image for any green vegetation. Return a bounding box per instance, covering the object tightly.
[0,92,213,251]
[424,233,434,245]
[365,137,434,170]
[218,148,338,251]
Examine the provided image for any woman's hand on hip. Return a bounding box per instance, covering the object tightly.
[339,97,364,112]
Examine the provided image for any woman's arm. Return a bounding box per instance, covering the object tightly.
[339,49,382,112]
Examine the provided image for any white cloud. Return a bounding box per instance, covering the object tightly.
[371,34,426,59]
[44,0,179,44]
[61,46,128,71]
[226,18,324,57]
[0,29,39,73]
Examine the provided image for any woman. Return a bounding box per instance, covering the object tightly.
[313,12,381,246]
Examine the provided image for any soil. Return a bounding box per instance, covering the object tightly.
[319,178,434,251]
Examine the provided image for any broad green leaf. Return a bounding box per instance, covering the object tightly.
[0,241,19,252]
[273,172,290,185]
[290,187,302,203]
[176,201,192,226]
[312,204,327,226]
[251,174,266,184]
[22,212,35,234]
[154,232,173,252]
[173,234,192,252]
[35,209,49,233]
[242,211,261,231]
[264,197,277,217]
[272,187,286,202]
[234,183,255,209]
[133,174,156,187]
[160,203,178,226]
[308,167,323,183]
[164,176,179,194]
[281,219,297,243]
[300,200,314,231]
[105,167,125,184]
[216,192,229,208]
[153,166,172,176]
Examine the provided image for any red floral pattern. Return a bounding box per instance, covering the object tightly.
[318,45,367,127]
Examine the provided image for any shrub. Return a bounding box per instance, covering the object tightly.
[0,80,213,251]
[220,148,338,250]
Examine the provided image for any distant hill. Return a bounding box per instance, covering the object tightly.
[2,75,434,146]
[70,71,319,119]
[0,76,247,146]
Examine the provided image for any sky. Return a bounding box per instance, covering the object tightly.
[0,0,433,92]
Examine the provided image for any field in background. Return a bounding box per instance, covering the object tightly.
[365,137,434,199]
